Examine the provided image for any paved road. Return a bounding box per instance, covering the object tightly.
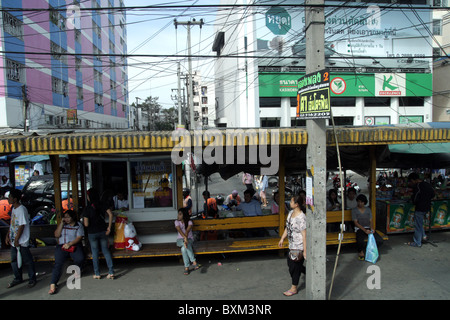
[0,230,448,301]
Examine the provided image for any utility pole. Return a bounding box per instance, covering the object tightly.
[177,62,183,127]
[135,97,141,131]
[22,85,29,132]
[174,18,204,130]
[305,0,327,300]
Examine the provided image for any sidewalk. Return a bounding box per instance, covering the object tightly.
[0,231,448,300]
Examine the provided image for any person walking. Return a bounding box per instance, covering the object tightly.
[5,189,36,289]
[278,194,306,296]
[83,187,115,279]
[407,173,435,247]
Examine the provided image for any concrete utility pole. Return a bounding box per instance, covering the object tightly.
[22,85,29,132]
[174,18,204,130]
[305,0,327,300]
[135,97,141,131]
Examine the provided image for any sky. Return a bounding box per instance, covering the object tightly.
[124,1,220,109]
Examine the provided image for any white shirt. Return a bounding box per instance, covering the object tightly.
[9,205,30,247]
[113,196,129,210]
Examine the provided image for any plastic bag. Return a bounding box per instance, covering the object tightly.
[114,214,128,249]
[365,233,379,264]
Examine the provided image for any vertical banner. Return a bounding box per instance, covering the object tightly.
[296,69,331,120]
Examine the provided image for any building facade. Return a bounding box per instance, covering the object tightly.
[0,0,129,131]
[213,0,436,128]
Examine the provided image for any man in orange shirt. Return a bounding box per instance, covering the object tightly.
[0,191,12,226]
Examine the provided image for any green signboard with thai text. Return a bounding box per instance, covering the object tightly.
[259,73,432,98]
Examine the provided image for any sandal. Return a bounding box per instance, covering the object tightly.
[283,290,298,296]
[358,256,365,261]
[106,274,115,280]
[7,280,22,289]
[48,284,58,295]
[194,263,202,270]
[406,242,421,248]
[184,268,190,275]
[93,275,101,280]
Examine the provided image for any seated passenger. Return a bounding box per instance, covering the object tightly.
[202,191,218,219]
[0,190,12,226]
[326,189,341,211]
[225,190,241,208]
[113,191,129,211]
[236,189,263,217]
[271,191,289,214]
[154,178,173,207]
[61,192,74,213]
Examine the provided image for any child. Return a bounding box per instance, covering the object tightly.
[175,208,201,275]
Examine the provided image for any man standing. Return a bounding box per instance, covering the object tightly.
[5,189,36,288]
[407,173,435,248]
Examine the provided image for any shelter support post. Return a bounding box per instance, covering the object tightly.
[176,164,183,209]
[278,148,286,257]
[370,146,376,230]
[50,155,62,224]
[69,155,79,218]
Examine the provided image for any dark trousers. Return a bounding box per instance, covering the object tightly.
[356,229,383,253]
[287,255,306,286]
[51,244,84,285]
[10,246,36,283]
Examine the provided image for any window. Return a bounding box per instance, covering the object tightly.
[130,160,173,209]
[433,19,442,36]
[75,57,82,71]
[6,59,24,83]
[331,117,354,126]
[261,118,280,127]
[260,97,281,108]
[75,29,81,43]
[94,69,102,82]
[52,77,62,94]
[51,41,68,64]
[3,11,23,40]
[49,6,66,31]
[95,93,103,106]
[331,97,356,107]
[93,45,101,62]
[399,97,424,107]
[77,86,83,100]
[364,97,390,107]
[399,116,423,124]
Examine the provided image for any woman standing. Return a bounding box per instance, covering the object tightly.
[278,194,307,296]
[49,210,84,294]
[83,188,115,279]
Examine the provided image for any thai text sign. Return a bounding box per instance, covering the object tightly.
[296,70,330,119]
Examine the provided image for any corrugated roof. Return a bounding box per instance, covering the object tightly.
[0,126,448,155]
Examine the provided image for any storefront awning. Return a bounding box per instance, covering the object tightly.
[388,142,450,154]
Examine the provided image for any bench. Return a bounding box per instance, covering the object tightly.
[0,212,388,264]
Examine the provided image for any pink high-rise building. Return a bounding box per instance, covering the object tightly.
[0,0,129,130]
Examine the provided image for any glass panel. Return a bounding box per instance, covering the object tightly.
[130,160,173,209]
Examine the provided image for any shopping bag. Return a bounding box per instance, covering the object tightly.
[114,214,128,249]
[365,233,379,264]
